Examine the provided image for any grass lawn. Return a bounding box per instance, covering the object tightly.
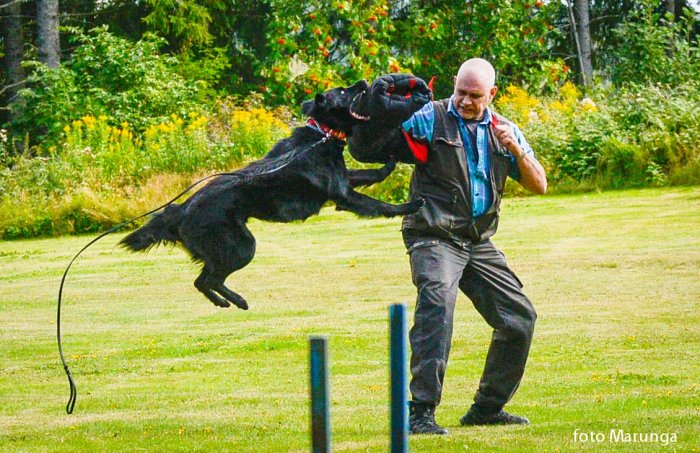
[1,187,699,452]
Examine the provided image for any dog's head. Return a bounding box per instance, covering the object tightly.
[301,80,370,133]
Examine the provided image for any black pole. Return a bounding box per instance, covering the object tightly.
[390,304,409,453]
[310,336,331,453]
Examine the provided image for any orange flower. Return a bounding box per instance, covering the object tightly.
[389,62,400,72]
[368,27,375,34]
[313,28,322,35]
[304,88,313,94]
[309,13,316,20]
[273,67,280,73]
[277,38,286,45]
[325,36,333,44]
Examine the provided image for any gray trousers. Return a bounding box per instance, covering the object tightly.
[403,231,537,410]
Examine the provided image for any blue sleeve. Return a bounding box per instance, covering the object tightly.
[508,124,538,181]
[401,101,434,143]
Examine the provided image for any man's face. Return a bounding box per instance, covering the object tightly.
[452,73,497,121]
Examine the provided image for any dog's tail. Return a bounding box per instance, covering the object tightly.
[119,204,183,252]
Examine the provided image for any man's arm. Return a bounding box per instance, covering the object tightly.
[493,124,547,195]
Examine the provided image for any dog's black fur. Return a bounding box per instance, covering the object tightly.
[120,80,424,309]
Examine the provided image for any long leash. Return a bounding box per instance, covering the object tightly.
[58,131,334,414]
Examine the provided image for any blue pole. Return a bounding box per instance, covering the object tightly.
[389,304,409,453]
[310,336,331,453]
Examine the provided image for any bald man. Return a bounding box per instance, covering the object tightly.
[354,59,546,434]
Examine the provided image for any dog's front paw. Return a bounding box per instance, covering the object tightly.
[404,197,425,213]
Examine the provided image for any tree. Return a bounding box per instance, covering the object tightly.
[574,0,593,88]
[1,0,27,122]
[37,0,61,68]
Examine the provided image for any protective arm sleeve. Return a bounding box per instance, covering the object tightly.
[348,74,432,164]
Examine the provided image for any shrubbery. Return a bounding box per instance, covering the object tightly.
[11,27,213,145]
[497,81,700,190]
[1,6,698,240]
[0,105,292,239]
[2,77,699,239]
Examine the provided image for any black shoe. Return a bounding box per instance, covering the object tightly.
[409,402,449,435]
[460,405,530,426]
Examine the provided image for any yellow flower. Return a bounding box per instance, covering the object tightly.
[82,115,96,129]
[581,98,598,112]
[560,81,581,101]
[495,85,540,126]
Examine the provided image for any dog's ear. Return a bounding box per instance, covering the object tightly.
[301,99,315,116]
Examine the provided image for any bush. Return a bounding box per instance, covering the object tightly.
[11,27,211,146]
[496,81,700,190]
[0,102,294,239]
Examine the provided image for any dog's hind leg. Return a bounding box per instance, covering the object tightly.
[190,223,256,309]
[348,159,396,187]
[195,267,233,308]
[195,266,250,309]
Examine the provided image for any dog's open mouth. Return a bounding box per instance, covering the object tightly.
[349,91,371,122]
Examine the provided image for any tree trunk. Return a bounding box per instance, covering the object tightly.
[574,0,593,88]
[665,0,676,57]
[665,0,675,19]
[37,0,61,68]
[1,0,26,122]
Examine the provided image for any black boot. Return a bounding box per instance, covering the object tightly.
[460,404,530,426]
[409,402,449,435]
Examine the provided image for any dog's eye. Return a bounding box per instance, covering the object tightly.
[340,90,346,95]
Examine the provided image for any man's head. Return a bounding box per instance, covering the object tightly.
[452,58,497,121]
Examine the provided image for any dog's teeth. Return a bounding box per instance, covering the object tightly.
[350,110,370,121]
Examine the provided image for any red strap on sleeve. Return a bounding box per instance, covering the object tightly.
[402,130,429,164]
[490,114,500,127]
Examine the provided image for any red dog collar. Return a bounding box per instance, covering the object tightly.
[307,118,347,141]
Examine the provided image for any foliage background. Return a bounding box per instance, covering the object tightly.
[0,0,699,239]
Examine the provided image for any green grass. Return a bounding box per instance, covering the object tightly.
[1,187,699,452]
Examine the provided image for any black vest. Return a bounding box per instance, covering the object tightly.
[402,99,514,243]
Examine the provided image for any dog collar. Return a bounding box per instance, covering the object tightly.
[307,118,347,142]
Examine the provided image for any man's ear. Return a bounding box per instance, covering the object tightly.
[489,86,498,102]
[301,100,315,116]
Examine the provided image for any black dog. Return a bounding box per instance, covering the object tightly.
[120,79,427,310]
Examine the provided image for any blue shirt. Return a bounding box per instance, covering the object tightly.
[402,96,536,218]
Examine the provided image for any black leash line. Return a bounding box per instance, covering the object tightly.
[57,133,332,414]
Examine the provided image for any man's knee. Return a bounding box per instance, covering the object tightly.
[499,304,536,342]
